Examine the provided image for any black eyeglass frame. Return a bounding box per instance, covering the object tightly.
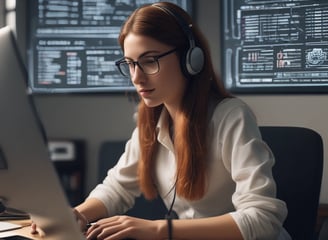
[115,48,177,77]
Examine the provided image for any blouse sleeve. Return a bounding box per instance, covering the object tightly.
[87,128,141,216]
[218,99,288,240]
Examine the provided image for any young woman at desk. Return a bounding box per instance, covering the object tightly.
[34,2,291,240]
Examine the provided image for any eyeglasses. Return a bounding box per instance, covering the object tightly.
[115,48,177,78]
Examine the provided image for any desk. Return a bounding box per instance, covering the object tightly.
[0,220,41,239]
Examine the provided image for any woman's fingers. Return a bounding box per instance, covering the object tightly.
[30,222,37,234]
[73,208,89,232]
[30,221,45,237]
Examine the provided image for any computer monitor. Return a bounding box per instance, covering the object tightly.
[0,26,85,239]
[221,0,328,93]
[26,0,193,94]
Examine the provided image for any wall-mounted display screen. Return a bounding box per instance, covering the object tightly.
[221,0,328,93]
[27,0,192,93]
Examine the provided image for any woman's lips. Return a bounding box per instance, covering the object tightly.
[139,88,155,97]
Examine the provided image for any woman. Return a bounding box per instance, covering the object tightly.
[74,2,290,240]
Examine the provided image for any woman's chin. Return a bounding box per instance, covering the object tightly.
[143,99,162,108]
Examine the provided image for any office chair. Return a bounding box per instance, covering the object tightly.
[259,126,323,240]
[98,141,167,220]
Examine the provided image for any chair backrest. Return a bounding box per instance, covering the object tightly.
[98,141,168,220]
[259,126,323,240]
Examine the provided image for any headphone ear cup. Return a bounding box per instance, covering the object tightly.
[185,46,204,76]
[180,48,192,78]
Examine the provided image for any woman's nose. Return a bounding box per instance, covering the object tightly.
[131,65,146,84]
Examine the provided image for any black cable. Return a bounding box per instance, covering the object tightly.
[165,186,177,240]
[166,217,173,240]
[167,186,176,217]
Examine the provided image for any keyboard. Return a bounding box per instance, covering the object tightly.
[0,236,33,240]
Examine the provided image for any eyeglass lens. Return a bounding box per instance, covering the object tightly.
[119,58,159,77]
[116,48,176,78]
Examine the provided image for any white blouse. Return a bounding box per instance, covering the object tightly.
[88,98,291,240]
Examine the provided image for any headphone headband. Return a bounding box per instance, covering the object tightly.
[152,4,195,48]
[152,3,204,76]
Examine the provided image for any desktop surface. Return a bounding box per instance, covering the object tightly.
[0,220,40,240]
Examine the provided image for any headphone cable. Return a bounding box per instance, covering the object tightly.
[165,184,177,240]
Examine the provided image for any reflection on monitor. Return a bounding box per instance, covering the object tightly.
[27,0,192,93]
[221,0,328,93]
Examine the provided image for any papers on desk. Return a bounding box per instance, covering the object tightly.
[0,222,21,232]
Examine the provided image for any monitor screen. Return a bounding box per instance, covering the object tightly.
[27,0,192,94]
[221,0,328,93]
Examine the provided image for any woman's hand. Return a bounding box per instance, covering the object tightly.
[31,209,88,236]
[73,208,89,232]
[86,215,165,240]
[30,221,45,237]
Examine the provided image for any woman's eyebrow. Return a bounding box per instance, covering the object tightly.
[124,50,161,60]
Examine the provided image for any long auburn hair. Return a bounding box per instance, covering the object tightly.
[118,2,230,200]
